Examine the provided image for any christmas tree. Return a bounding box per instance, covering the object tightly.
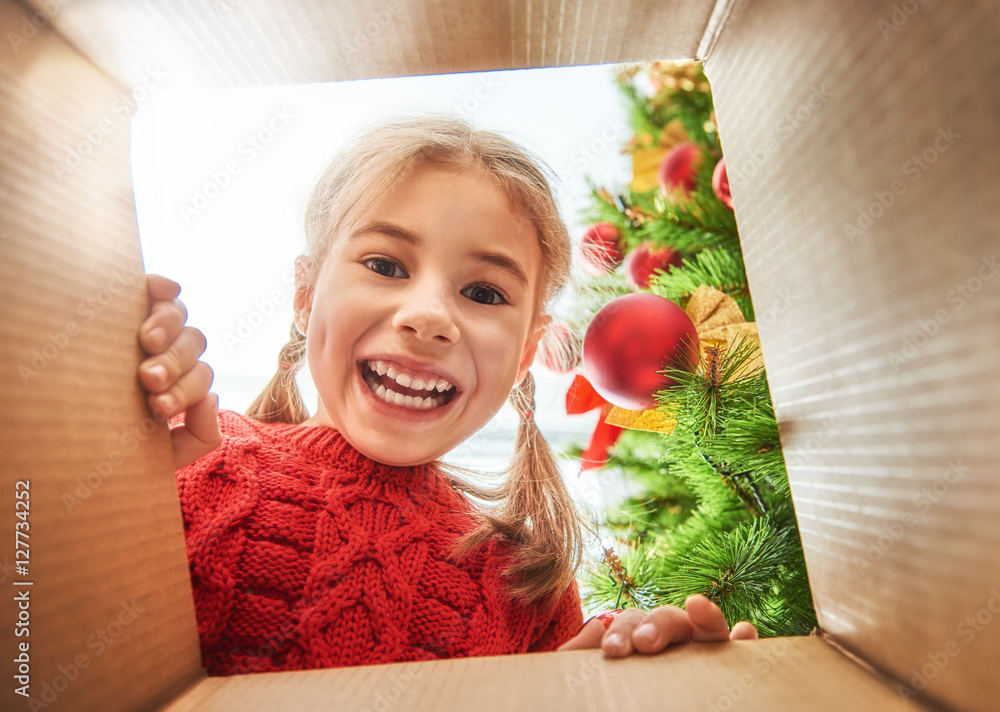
[551,61,817,637]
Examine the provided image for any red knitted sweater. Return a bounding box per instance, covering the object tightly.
[175,410,583,675]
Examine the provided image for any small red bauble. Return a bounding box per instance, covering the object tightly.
[658,142,701,198]
[583,293,700,411]
[712,157,733,209]
[537,321,582,373]
[580,222,625,276]
[625,242,684,291]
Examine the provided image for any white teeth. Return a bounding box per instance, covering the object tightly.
[367,360,455,395]
[364,369,445,411]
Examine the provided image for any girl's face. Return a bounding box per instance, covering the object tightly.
[294,163,547,466]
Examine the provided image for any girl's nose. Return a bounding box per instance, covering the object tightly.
[391,290,461,344]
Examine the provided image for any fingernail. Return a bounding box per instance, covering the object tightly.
[147,327,166,349]
[634,623,658,645]
[146,364,168,384]
[156,393,176,416]
[603,633,625,655]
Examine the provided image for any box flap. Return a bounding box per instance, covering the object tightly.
[0,2,204,710]
[25,0,721,89]
[705,1,1000,710]
[161,637,925,712]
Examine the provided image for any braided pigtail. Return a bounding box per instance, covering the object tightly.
[452,371,589,609]
[245,322,309,424]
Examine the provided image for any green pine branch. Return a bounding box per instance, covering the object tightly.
[651,247,752,321]
[574,61,816,637]
[616,66,719,150]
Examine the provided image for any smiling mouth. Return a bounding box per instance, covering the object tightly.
[360,360,458,410]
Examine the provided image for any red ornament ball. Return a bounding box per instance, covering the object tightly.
[583,293,700,411]
[625,242,684,291]
[658,142,701,198]
[579,222,624,276]
[712,157,733,209]
[536,321,581,373]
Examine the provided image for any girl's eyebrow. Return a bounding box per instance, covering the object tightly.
[352,220,529,289]
[352,221,420,247]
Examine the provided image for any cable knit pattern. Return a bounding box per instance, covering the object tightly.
[175,410,583,675]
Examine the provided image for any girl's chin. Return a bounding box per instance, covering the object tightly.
[345,430,450,467]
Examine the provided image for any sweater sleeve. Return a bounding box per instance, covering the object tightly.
[526,577,585,652]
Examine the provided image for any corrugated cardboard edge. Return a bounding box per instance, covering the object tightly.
[705,0,1000,710]
[0,1,204,710]
[161,638,927,712]
[696,0,740,58]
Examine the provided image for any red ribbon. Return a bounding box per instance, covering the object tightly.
[565,374,623,471]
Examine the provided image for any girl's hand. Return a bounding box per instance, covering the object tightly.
[558,595,758,657]
[138,274,222,470]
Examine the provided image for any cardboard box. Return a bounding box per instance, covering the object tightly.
[1,0,996,710]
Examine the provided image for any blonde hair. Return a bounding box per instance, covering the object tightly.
[247,115,589,607]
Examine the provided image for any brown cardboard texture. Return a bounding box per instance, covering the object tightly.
[1,0,997,711]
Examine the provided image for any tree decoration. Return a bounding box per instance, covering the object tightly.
[569,60,816,638]
[712,157,733,209]
[565,374,623,471]
[537,321,582,373]
[579,222,625,276]
[582,293,700,411]
[625,241,684,291]
[602,286,763,435]
[657,142,702,200]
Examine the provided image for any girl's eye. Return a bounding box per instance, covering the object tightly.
[364,257,407,279]
[462,284,507,305]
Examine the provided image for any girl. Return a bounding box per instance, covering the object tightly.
[138,116,756,676]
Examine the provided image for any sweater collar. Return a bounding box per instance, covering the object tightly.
[245,415,433,481]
